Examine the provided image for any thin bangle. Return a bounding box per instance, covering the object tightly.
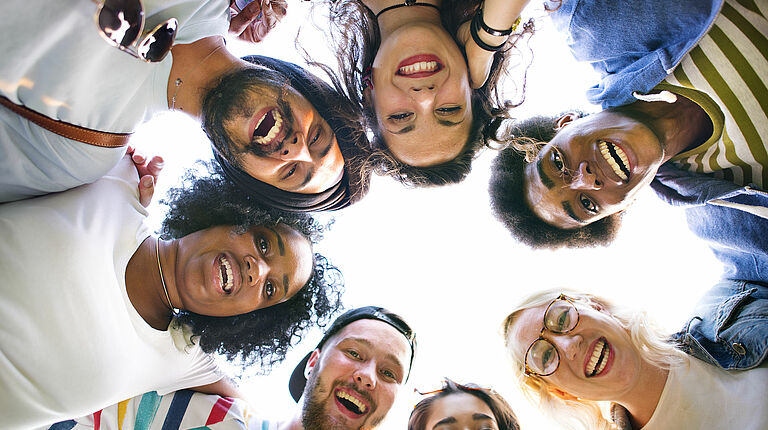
[474,7,521,36]
[470,11,507,52]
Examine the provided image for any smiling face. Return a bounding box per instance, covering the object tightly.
[425,393,499,430]
[171,223,313,317]
[301,319,412,430]
[371,22,473,167]
[203,67,345,194]
[524,112,665,229]
[507,298,644,401]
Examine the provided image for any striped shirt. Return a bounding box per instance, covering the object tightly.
[47,391,278,430]
[659,0,768,189]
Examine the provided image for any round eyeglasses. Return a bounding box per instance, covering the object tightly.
[523,294,580,377]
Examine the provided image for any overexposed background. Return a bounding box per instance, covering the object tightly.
[133,2,724,428]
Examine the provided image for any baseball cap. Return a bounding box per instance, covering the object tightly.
[288,306,417,402]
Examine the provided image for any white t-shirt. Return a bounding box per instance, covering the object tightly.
[0,0,229,202]
[643,356,768,429]
[0,157,221,428]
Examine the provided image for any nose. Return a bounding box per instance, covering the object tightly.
[244,254,267,287]
[278,134,313,163]
[569,161,602,190]
[353,360,377,391]
[551,333,581,362]
[408,84,436,108]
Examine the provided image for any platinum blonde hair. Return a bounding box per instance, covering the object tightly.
[501,288,687,430]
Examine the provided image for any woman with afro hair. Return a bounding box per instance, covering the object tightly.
[0,155,343,428]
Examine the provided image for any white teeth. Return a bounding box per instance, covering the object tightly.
[254,110,283,145]
[336,391,367,413]
[598,140,629,181]
[219,256,234,293]
[398,61,438,75]
[586,339,608,376]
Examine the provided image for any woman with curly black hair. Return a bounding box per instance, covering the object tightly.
[0,155,343,428]
[315,0,530,187]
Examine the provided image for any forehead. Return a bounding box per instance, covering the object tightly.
[271,223,313,285]
[428,392,494,423]
[331,319,411,360]
[381,119,472,167]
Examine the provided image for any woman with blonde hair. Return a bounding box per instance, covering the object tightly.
[502,284,768,430]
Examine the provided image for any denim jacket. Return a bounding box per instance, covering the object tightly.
[651,164,768,284]
[650,165,768,369]
[673,280,768,370]
[550,0,723,107]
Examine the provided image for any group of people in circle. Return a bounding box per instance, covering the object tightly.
[0,0,765,429]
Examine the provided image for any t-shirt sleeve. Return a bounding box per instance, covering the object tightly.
[156,343,222,395]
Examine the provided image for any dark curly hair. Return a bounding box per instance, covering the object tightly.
[160,162,344,369]
[489,115,622,249]
[408,379,520,430]
[304,0,532,187]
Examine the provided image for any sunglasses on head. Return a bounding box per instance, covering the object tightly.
[94,0,178,62]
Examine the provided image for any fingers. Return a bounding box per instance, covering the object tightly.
[229,1,262,37]
[145,155,165,183]
[138,175,155,208]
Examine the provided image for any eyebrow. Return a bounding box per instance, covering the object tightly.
[436,118,465,127]
[282,274,289,300]
[561,201,586,224]
[390,125,415,135]
[433,417,457,428]
[473,413,495,421]
[536,156,555,189]
[265,226,285,256]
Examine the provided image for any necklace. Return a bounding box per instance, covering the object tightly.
[155,237,179,317]
[375,1,440,19]
[170,39,225,111]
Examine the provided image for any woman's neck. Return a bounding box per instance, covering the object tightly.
[365,0,443,38]
[618,360,670,429]
[125,237,181,330]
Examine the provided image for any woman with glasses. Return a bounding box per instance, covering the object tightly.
[409,379,521,430]
[316,0,529,187]
[0,155,343,428]
[502,287,768,430]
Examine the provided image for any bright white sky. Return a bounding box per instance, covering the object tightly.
[133,2,724,428]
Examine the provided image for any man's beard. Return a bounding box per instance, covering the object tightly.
[301,370,384,430]
[201,66,295,166]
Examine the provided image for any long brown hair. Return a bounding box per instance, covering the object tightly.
[305,0,531,186]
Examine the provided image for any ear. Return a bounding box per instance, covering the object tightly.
[362,86,374,108]
[555,112,580,131]
[547,386,579,401]
[305,348,321,378]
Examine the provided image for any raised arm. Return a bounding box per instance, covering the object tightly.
[458,0,530,88]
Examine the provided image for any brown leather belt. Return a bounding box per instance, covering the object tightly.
[0,96,131,148]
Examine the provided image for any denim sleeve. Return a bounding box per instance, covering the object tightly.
[674,280,768,370]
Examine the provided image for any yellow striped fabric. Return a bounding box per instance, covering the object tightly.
[662,0,768,189]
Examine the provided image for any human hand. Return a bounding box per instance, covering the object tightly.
[229,0,288,44]
[457,20,497,89]
[126,146,164,208]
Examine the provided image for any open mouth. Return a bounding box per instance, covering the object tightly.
[217,255,234,294]
[252,108,283,146]
[396,55,443,78]
[598,140,631,181]
[335,390,367,416]
[585,337,610,377]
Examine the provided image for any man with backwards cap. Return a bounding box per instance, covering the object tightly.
[0,0,368,211]
[49,306,416,430]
